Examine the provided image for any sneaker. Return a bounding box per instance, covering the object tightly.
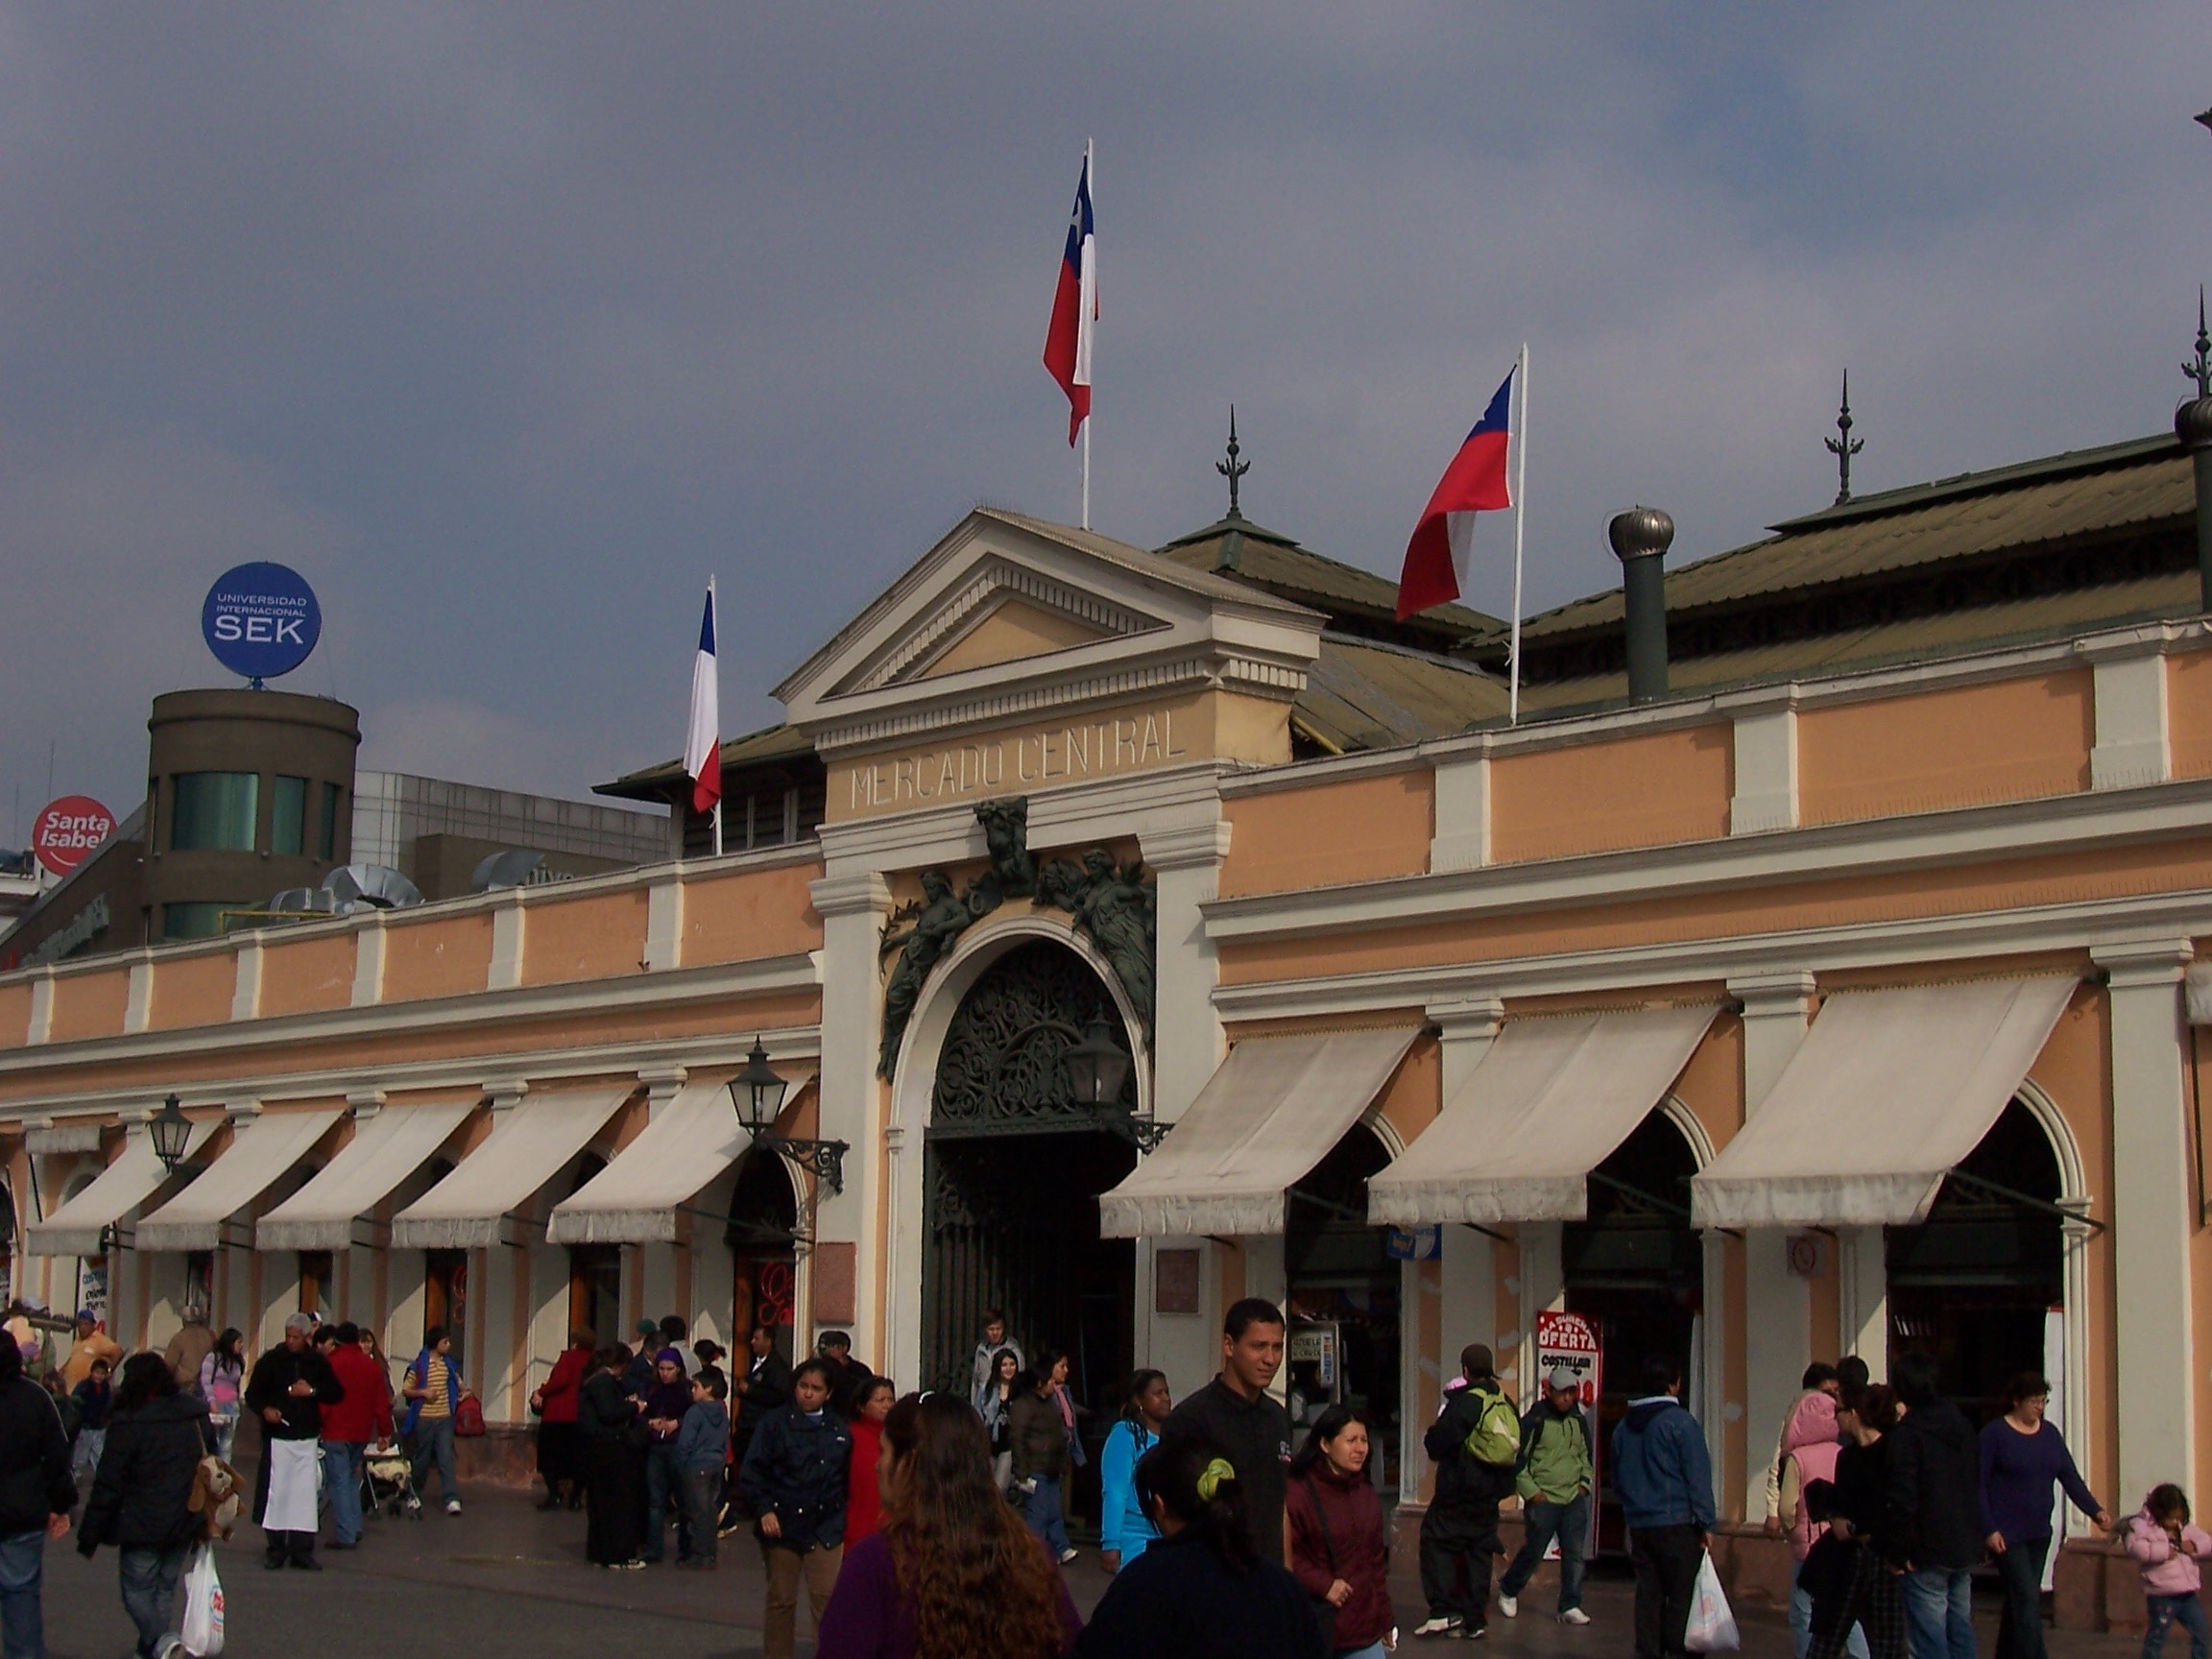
[445,1498,462,1515]
[1498,1594,1518,1619]
[1414,1617,1463,1639]
[1558,1608,1591,1626]
[1058,1547,1079,1565]
[1458,1627,1486,1641]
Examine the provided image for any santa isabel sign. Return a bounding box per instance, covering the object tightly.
[835,703,1191,819]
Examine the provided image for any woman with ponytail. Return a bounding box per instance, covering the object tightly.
[1076,1436,1328,1659]
[816,1391,1079,1659]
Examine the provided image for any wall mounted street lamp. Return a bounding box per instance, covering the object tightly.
[149,1094,193,1174]
[1061,1013,1168,1151]
[727,1038,848,1196]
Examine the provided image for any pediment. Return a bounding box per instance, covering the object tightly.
[775,508,1328,758]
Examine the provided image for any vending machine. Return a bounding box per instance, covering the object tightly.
[1286,1320,1343,1434]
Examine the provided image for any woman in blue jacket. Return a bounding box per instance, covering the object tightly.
[1100,1369,1170,1575]
[739,1358,852,1659]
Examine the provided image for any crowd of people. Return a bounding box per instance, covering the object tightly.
[10,1288,2212,1659]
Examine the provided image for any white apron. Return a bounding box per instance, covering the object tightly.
[263,1438,321,1532]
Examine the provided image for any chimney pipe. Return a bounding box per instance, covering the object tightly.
[1609,506,1674,704]
[2176,397,2212,613]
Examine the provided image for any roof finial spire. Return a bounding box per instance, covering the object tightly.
[1215,405,1250,519]
[1824,370,1864,505]
[2187,287,2212,399]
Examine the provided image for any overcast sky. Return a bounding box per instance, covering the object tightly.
[1,4,2206,837]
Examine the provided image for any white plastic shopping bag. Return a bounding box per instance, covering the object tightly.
[1684,1550,1740,1653]
[179,1541,225,1657]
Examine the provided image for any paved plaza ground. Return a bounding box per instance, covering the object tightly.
[30,1482,2147,1659]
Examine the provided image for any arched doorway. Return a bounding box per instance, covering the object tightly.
[727,1148,801,1352]
[564,1154,620,1345]
[1285,1123,1401,1487]
[1564,1107,1703,1553]
[1887,1098,2062,1423]
[921,939,1138,1477]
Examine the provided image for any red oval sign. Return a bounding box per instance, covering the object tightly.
[32,796,115,877]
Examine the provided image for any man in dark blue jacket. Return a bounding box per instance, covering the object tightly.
[0,1335,76,1659]
[738,1358,851,1659]
[1612,1353,1716,1659]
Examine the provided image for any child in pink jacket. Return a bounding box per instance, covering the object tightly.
[2126,1484,2212,1659]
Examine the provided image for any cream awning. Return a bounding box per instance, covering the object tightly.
[137,1109,346,1252]
[26,1118,222,1257]
[391,1085,633,1249]
[1367,1005,1718,1228]
[1690,976,2077,1229]
[1098,1027,1419,1238]
[548,1078,766,1244]
[255,1100,479,1252]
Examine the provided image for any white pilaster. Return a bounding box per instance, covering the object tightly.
[350,916,386,1008]
[1730,706,1799,834]
[488,891,525,991]
[1836,1226,1887,1380]
[1729,969,1816,1522]
[2090,652,2172,792]
[1699,1230,1729,1514]
[230,939,263,1022]
[26,971,54,1045]
[124,953,154,1035]
[1431,752,1492,873]
[644,874,685,972]
[808,871,893,1358]
[2092,938,2195,1503]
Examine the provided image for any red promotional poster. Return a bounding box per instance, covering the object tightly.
[32,796,114,877]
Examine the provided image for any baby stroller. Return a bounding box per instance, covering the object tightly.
[362,1442,421,1520]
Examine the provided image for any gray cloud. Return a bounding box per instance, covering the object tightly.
[0,2,2204,832]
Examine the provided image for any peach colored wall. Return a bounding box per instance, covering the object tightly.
[0,983,30,1048]
[46,967,131,1045]
[2170,652,2212,781]
[148,952,233,1032]
[683,863,825,967]
[1490,725,1733,864]
[521,889,650,988]
[258,935,357,1020]
[1671,1014,1744,1156]
[1220,836,2212,987]
[1370,1034,1441,1150]
[1218,771,1432,900]
[380,913,494,1003]
[1798,669,2093,826]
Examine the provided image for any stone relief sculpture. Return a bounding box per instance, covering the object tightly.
[877,796,1156,1078]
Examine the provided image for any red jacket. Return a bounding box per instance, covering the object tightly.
[321,1345,395,1445]
[538,1347,589,1426]
[846,1417,884,1546]
[1286,1463,1392,1650]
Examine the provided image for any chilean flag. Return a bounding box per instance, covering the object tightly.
[1043,146,1096,445]
[1397,366,1516,618]
[684,581,721,816]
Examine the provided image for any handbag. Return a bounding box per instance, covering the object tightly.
[454,1395,487,1437]
[1299,1475,1342,1651]
[1685,1550,1741,1652]
[180,1541,226,1656]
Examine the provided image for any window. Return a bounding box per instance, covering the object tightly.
[170,773,258,852]
[271,777,307,856]
[162,902,238,940]
[319,782,343,862]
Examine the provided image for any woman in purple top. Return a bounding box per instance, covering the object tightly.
[641,1349,697,1565]
[1980,1371,2114,1659]
[816,1391,1080,1659]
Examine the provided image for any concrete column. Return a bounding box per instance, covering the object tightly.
[1430,752,1492,872]
[2092,938,2196,1503]
[808,871,893,1359]
[350,915,386,1008]
[1730,970,1816,1523]
[488,891,525,991]
[231,940,264,1021]
[637,1069,688,1334]
[644,875,684,972]
[1836,1226,1887,1381]
[124,953,154,1035]
[1730,705,1799,834]
[1417,996,1505,1495]
[2089,653,2172,791]
[1699,1231,1730,1514]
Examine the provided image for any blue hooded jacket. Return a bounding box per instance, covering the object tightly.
[1610,1395,1716,1531]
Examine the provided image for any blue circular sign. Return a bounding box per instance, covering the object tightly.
[202,562,321,682]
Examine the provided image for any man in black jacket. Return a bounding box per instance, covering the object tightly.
[1415,1343,1519,1641]
[1885,1351,1983,1659]
[244,1311,343,1571]
[1162,1297,1292,1565]
[0,1334,76,1659]
[79,1354,212,1659]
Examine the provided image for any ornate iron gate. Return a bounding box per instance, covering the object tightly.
[921,941,1138,1404]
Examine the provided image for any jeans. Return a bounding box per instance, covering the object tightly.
[0,1529,46,1659]
[2145,1592,2212,1659]
[643,1442,690,1562]
[1629,1523,1705,1659]
[1502,1492,1592,1613]
[1793,1557,1872,1659]
[1994,1537,2052,1659]
[209,1412,238,1465]
[1901,1567,1976,1659]
[1022,1474,1070,1554]
[118,1545,188,1659]
[678,1468,720,1563]
[411,1414,457,1504]
[72,1426,107,1483]
[1336,1647,1388,1659]
[323,1439,365,1544]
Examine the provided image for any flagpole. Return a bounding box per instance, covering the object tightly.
[709,575,724,857]
[1508,342,1528,726]
[1081,136,1094,530]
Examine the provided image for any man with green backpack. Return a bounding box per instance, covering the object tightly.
[1415,1343,1521,1641]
